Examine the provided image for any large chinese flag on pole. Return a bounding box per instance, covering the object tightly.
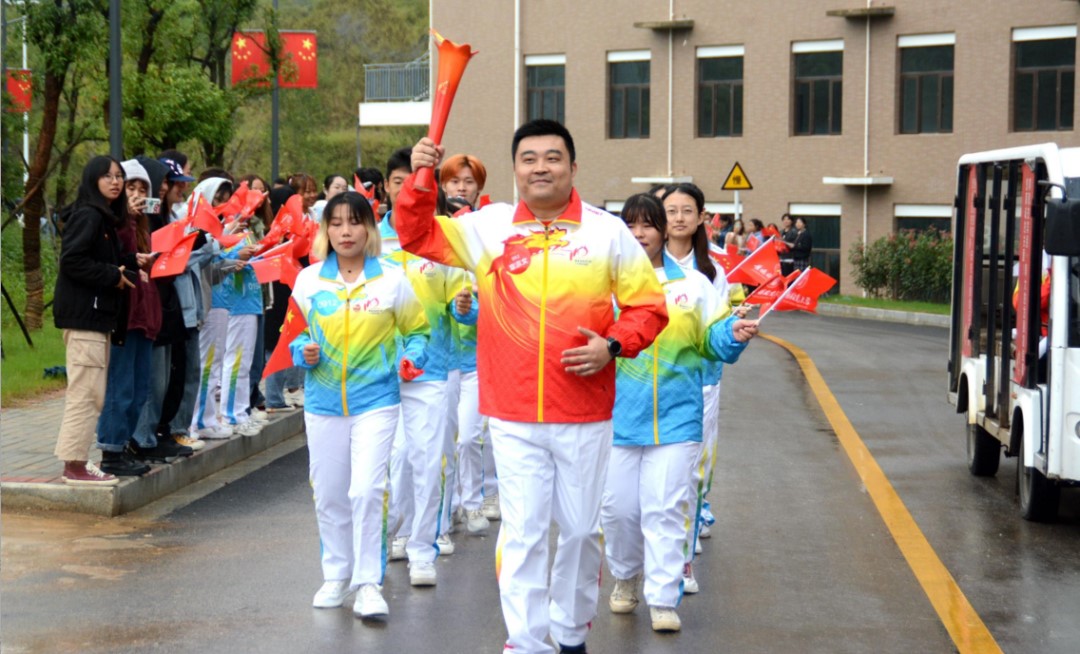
[5,69,31,113]
[263,297,308,379]
[279,31,318,89]
[231,32,270,86]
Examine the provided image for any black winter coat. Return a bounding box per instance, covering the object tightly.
[53,203,138,334]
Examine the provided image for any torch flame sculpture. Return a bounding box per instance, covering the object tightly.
[415,29,478,191]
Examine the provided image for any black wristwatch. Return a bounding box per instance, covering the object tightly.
[606,337,622,359]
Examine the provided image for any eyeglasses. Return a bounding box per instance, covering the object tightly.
[101,174,125,181]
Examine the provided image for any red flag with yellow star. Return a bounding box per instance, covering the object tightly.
[279,31,317,89]
[230,32,270,86]
[263,296,308,379]
[6,69,32,113]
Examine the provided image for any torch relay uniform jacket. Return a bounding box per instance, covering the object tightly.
[613,254,747,447]
[289,252,430,418]
[394,177,669,424]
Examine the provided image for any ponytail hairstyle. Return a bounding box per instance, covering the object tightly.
[662,182,716,282]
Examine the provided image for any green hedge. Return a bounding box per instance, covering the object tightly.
[848,228,953,303]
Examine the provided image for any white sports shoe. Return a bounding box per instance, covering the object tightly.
[354,584,388,618]
[695,538,703,555]
[465,509,490,534]
[609,574,641,614]
[312,580,352,608]
[249,409,269,424]
[389,536,407,561]
[436,533,455,556]
[235,420,262,437]
[285,389,305,407]
[682,562,699,594]
[650,606,682,632]
[409,561,437,586]
[699,523,711,539]
[193,426,230,440]
[481,493,501,520]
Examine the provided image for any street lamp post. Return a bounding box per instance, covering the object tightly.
[108,0,121,159]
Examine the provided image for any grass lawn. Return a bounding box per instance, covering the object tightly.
[821,294,950,316]
[1,321,68,406]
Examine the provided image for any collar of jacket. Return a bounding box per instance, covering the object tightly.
[512,188,583,226]
[318,251,383,284]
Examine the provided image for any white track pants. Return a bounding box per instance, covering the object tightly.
[455,371,493,512]
[442,369,461,533]
[306,405,397,587]
[387,380,449,563]
[220,313,257,425]
[687,382,721,562]
[190,308,228,431]
[491,418,612,654]
[602,442,698,608]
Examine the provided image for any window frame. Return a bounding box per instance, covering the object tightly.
[697,46,745,138]
[608,51,652,140]
[524,55,567,124]
[792,41,844,136]
[897,35,955,135]
[1011,29,1076,132]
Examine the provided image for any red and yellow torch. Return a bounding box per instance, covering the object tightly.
[414,29,478,191]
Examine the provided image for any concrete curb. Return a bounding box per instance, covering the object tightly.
[0,411,305,517]
[817,302,950,328]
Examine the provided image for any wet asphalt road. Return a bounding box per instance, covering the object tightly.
[3,312,1078,654]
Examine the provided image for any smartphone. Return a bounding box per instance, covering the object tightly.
[144,197,162,214]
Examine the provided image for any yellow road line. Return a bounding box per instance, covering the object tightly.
[762,333,1003,654]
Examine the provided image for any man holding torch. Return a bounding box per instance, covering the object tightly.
[395,119,668,653]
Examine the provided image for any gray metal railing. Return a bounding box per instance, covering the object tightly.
[364,51,430,102]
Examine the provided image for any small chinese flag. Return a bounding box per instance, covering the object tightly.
[279,31,318,89]
[231,32,271,87]
[216,232,247,248]
[263,297,308,379]
[151,232,199,279]
[769,268,837,314]
[726,237,781,286]
[5,69,31,113]
[744,271,797,307]
[280,255,303,288]
[191,198,224,240]
[249,256,284,284]
[707,241,744,274]
[151,219,189,254]
[215,180,249,218]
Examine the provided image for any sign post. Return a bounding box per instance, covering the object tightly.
[722,161,752,225]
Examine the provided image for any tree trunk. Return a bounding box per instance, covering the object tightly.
[22,70,65,330]
[55,79,80,210]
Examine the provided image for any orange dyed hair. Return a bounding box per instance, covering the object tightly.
[439,154,487,191]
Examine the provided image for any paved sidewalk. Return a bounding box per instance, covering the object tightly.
[1,395,306,515]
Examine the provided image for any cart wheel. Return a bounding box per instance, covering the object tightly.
[966,422,1000,477]
[1017,436,1060,522]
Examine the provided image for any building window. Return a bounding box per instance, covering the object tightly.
[1012,26,1076,132]
[898,35,954,134]
[525,55,565,124]
[895,204,952,234]
[793,41,843,136]
[608,51,651,139]
[697,46,744,137]
[789,203,841,292]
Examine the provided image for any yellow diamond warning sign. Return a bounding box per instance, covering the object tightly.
[722,162,752,191]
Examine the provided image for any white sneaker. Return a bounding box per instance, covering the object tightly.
[682,562,699,594]
[389,536,407,561]
[235,420,262,437]
[436,533,455,556]
[650,606,682,632]
[409,561,437,586]
[481,493,501,520]
[695,538,703,555]
[354,584,388,618]
[465,509,490,534]
[609,574,640,614]
[699,523,711,539]
[285,389,305,407]
[193,426,230,440]
[312,580,352,608]
[249,409,269,424]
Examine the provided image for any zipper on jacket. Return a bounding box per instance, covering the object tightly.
[652,341,660,445]
[341,295,351,416]
[537,226,551,422]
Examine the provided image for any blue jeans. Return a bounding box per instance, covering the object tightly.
[264,355,301,409]
[131,343,170,448]
[169,329,202,435]
[96,331,153,452]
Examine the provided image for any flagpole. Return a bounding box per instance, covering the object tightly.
[108,0,122,159]
[756,267,810,324]
[271,0,280,182]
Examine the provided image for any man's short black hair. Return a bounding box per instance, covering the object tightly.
[511,119,576,163]
[386,147,413,178]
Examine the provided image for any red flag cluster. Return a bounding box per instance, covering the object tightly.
[726,239,837,320]
[262,297,307,380]
[231,31,318,88]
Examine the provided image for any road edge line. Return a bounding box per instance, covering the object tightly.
[761,332,1002,654]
